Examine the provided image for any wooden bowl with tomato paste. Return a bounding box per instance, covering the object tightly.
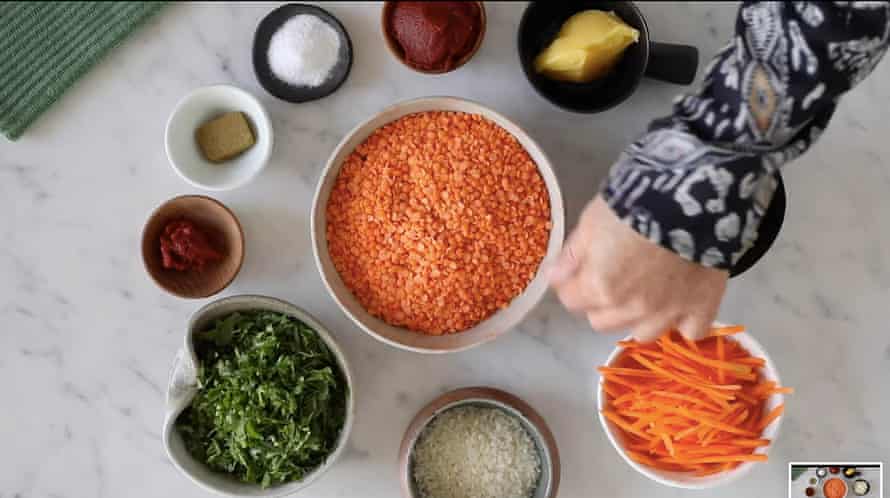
[381,1,486,74]
[141,195,244,299]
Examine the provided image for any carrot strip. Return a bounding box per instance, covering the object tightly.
[695,464,729,476]
[729,438,771,447]
[660,334,753,376]
[626,450,660,467]
[603,375,640,393]
[613,392,638,406]
[649,390,723,412]
[603,382,622,399]
[659,454,768,464]
[716,336,726,384]
[757,404,785,431]
[602,410,650,439]
[660,356,703,376]
[681,333,701,353]
[599,367,661,378]
[661,433,676,457]
[630,353,736,401]
[710,325,745,336]
[669,407,758,437]
[735,357,766,367]
[734,390,759,405]
[673,423,701,441]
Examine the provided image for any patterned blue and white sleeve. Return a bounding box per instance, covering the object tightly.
[602,1,890,269]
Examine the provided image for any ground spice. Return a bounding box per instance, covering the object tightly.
[326,111,551,335]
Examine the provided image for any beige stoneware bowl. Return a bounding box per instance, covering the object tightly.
[311,96,565,353]
[162,295,354,497]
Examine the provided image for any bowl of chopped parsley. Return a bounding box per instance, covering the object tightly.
[162,295,354,496]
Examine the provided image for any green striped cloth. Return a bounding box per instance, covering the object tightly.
[0,2,165,140]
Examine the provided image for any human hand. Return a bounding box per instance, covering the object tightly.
[549,196,729,341]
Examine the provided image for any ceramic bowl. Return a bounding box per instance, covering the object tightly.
[310,96,565,353]
[141,195,244,299]
[399,387,560,498]
[381,1,486,74]
[165,84,273,191]
[596,328,786,489]
[162,295,355,497]
[253,3,353,103]
[517,1,698,113]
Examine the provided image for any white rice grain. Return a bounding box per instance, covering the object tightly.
[412,406,541,498]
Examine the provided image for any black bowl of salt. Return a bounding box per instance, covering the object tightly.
[253,3,353,103]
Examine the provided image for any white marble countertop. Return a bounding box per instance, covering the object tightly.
[2,2,889,497]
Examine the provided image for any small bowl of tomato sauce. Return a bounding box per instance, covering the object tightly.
[142,195,245,299]
[381,1,486,74]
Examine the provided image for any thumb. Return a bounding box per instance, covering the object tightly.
[549,231,583,286]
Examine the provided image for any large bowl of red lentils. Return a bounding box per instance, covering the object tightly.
[312,97,564,353]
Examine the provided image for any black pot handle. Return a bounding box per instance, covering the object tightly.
[645,41,699,85]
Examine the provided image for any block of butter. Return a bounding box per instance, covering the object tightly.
[534,10,640,83]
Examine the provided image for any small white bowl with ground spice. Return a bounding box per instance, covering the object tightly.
[165,85,273,191]
[311,96,564,353]
[399,387,560,498]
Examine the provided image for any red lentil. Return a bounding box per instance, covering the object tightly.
[326,111,551,335]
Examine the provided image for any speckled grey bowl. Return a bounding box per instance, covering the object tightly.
[399,387,560,498]
[162,294,355,497]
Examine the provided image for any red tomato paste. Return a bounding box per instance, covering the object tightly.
[160,219,223,271]
[388,1,482,71]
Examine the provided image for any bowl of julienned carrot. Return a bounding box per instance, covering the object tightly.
[596,325,792,489]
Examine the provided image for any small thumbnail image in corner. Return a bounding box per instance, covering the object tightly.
[790,462,883,498]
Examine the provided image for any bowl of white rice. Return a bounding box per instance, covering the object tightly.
[398,387,559,498]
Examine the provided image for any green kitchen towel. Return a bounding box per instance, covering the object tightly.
[0,2,166,141]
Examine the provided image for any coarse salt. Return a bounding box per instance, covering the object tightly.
[412,406,541,498]
[267,14,341,87]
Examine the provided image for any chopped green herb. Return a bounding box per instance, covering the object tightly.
[176,310,348,488]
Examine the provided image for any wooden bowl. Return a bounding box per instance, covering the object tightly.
[399,387,560,498]
[381,1,486,74]
[141,195,244,299]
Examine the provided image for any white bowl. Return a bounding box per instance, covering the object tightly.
[162,295,354,497]
[596,329,785,489]
[310,96,565,354]
[165,85,273,191]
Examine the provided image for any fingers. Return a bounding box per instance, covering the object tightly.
[585,306,645,332]
[554,274,598,312]
[549,228,585,286]
[551,221,595,310]
[631,316,677,343]
[676,313,714,341]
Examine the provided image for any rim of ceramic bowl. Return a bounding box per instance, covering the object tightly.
[164,84,274,191]
[398,387,560,498]
[140,194,246,299]
[380,1,487,75]
[310,96,565,354]
[595,327,785,489]
[162,294,355,497]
